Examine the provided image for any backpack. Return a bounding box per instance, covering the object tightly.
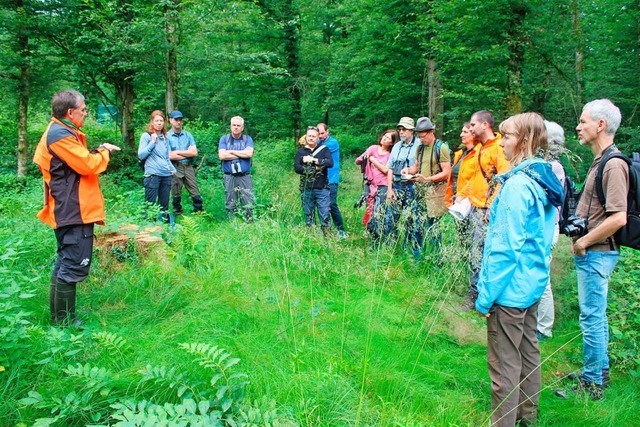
[595,151,640,250]
[138,131,153,171]
[558,174,580,232]
[434,140,453,168]
[416,139,451,175]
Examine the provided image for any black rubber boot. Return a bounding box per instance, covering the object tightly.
[54,280,83,329]
[173,196,183,215]
[49,274,57,323]
[192,195,203,212]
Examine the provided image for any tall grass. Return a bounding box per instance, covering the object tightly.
[0,140,639,426]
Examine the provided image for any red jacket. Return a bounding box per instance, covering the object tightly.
[33,118,111,229]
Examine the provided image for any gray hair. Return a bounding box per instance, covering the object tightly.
[52,90,84,119]
[582,99,621,135]
[230,116,244,125]
[544,120,565,158]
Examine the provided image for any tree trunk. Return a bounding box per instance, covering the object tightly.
[427,58,443,140]
[573,0,584,112]
[117,78,136,149]
[165,0,180,113]
[505,3,527,115]
[16,2,30,178]
[284,8,302,140]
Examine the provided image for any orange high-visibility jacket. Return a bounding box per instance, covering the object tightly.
[445,144,480,208]
[33,118,111,229]
[455,133,510,208]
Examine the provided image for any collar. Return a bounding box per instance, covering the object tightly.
[59,117,80,131]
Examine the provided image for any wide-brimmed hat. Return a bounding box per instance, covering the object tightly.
[415,117,435,132]
[397,117,415,130]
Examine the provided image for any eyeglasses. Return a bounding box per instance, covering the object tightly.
[397,126,407,132]
[307,126,319,131]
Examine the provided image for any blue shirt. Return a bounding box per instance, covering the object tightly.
[167,129,197,164]
[218,134,254,175]
[137,132,176,177]
[320,135,340,184]
[388,136,420,183]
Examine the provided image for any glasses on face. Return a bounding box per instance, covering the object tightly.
[307,126,319,131]
[397,126,407,132]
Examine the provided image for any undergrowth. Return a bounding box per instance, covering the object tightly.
[1,138,639,426]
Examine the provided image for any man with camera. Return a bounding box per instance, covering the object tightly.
[218,116,255,221]
[567,99,629,400]
[384,117,421,259]
[294,125,334,235]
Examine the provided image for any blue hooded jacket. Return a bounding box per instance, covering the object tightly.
[476,158,564,314]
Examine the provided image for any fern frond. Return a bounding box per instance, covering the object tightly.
[65,363,109,381]
[92,331,128,356]
[138,364,200,398]
[109,398,223,425]
[178,343,236,371]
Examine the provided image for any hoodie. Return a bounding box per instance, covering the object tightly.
[475,158,564,314]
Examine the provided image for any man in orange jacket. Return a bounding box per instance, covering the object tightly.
[33,90,120,328]
[460,110,510,311]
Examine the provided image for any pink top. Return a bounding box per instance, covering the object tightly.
[356,145,391,191]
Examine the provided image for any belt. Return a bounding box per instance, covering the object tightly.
[588,241,617,252]
[224,172,251,176]
[393,181,413,186]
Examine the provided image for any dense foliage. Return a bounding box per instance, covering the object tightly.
[1,0,639,166]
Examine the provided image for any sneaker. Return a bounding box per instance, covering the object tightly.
[337,230,347,239]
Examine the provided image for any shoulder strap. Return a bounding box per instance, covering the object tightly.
[477,144,493,183]
[311,145,327,157]
[595,151,631,209]
[416,144,424,174]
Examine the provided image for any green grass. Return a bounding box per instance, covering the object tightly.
[1,145,639,426]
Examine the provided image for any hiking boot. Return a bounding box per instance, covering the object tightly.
[602,368,610,389]
[572,376,604,401]
[566,370,610,389]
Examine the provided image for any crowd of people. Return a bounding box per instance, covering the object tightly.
[33,90,630,427]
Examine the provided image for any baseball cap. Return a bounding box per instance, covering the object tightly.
[169,110,184,119]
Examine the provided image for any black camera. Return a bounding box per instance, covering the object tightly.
[560,215,587,237]
[354,193,366,209]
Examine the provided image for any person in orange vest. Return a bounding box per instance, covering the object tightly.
[33,90,120,328]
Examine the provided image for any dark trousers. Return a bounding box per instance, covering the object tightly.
[328,183,344,231]
[383,183,423,252]
[144,174,172,216]
[487,303,541,427]
[53,223,94,284]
